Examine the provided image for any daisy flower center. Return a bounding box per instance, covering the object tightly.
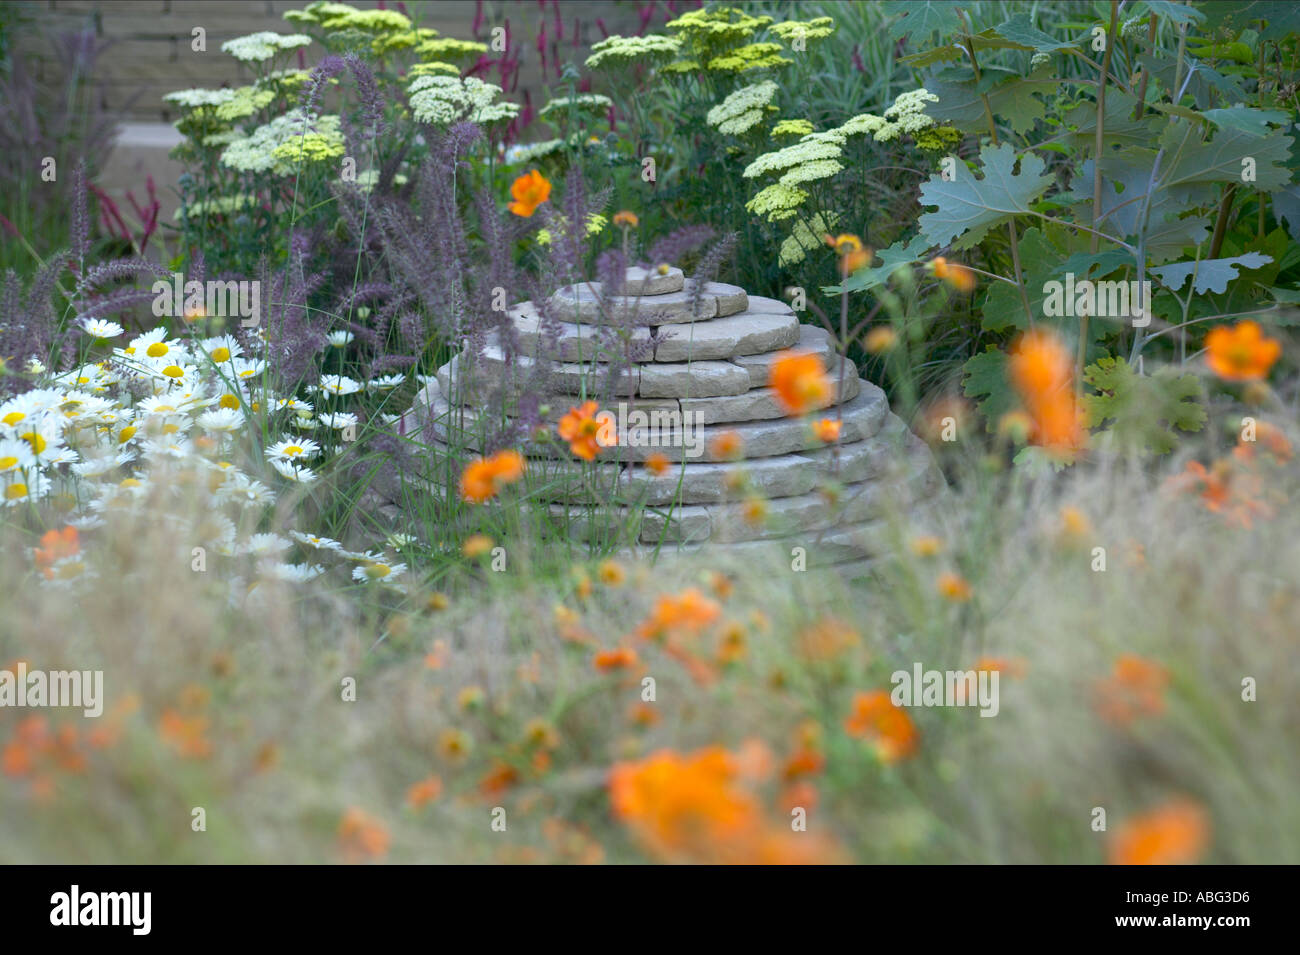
[146,342,169,358]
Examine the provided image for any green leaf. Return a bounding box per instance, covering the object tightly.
[1200,1,1300,42]
[917,142,1055,250]
[824,235,933,296]
[1271,184,1300,242]
[993,13,1079,53]
[925,66,1050,136]
[1053,249,1136,279]
[883,1,964,43]
[1150,253,1274,294]
[961,346,1016,429]
[1083,356,1206,455]
[1201,106,1292,138]
[1139,1,1206,27]
[1160,121,1295,194]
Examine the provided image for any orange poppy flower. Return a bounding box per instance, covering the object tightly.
[158,709,213,759]
[636,588,721,641]
[462,533,494,558]
[708,429,744,460]
[593,646,639,672]
[33,526,79,568]
[507,169,551,217]
[557,400,613,460]
[406,775,443,810]
[1007,329,1085,456]
[459,449,526,503]
[844,690,919,763]
[1108,799,1210,865]
[863,326,897,353]
[612,210,639,228]
[479,760,520,798]
[644,452,671,476]
[823,232,870,274]
[936,571,972,602]
[1093,654,1169,726]
[338,807,390,860]
[770,351,832,416]
[931,256,977,293]
[974,656,1028,679]
[1205,320,1280,381]
[812,418,842,442]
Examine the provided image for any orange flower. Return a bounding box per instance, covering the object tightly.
[844,690,919,763]
[1234,419,1292,463]
[936,571,972,602]
[645,452,671,476]
[406,775,443,810]
[627,702,661,727]
[812,418,842,442]
[708,429,744,460]
[716,620,747,664]
[594,646,639,672]
[974,656,1028,679]
[479,760,519,798]
[824,232,870,274]
[863,326,897,354]
[158,709,212,759]
[609,746,761,861]
[507,168,551,217]
[636,587,721,641]
[909,535,943,557]
[557,400,613,460]
[597,559,626,586]
[931,256,977,293]
[437,728,472,762]
[462,533,494,558]
[33,526,79,569]
[459,449,526,503]
[741,495,767,525]
[1205,320,1280,382]
[612,210,639,228]
[770,351,832,416]
[1007,330,1085,456]
[1093,654,1169,726]
[1108,799,1210,865]
[338,807,390,860]
[782,747,825,781]
[796,616,860,661]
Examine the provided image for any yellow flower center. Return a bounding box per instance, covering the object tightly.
[123,346,135,355]
[146,342,169,358]
[162,423,180,435]
[211,347,231,363]
[284,445,303,456]
[0,456,17,469]
[118,426,136,443]
[6,482,29,500]
[2,412,24,426]
[163,365,184,378]
[365,563,391,579]
[119,478,142,489]
[219,393,240,410]
[20,432,46,454]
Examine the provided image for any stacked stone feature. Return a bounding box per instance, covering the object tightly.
[402,266,942,569]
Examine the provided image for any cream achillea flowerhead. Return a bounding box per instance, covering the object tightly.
[743,137,842,179]
[779,212,839,267]
[707,43,791,72]
[214,86,275,123]
[176,194,256,222]
[706,80,778,136]
[415,37,489,60]
[320,7,411,32]
[666,8,773,45]
[408,75,518,126]
[164,88,237,109]
[539,94,612,119]
[504,139,565,165]
[408,61,461,78]
[778,158,844,187]
[221,32,312,63]
[874,88,940,142]
[371,28,439,56]
[771,119,814,139]
[744,183,809,222]
[585,34,682,70]
[221,111,344,174]
[770,17,835,43]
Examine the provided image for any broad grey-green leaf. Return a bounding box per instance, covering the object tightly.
[824,234,934,296]
[1150,253,1273,294]
[1201,106,1292,137]
[993,13,1079,53]
[883,1,964,42]
[917,142,1055,249]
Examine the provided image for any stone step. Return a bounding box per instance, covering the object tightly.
[733,324,837,386]
[546,279,748,325]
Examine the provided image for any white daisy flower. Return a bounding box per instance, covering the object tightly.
[197,407,245,433]
[263,562,326,583]
[319,374,361,396]
[231,357,267,381]
[270,459,318,483]
[0,438,37,472]
[352,560,406,583]
[25,357,46,374]
[319,411,359,430]
[81,318,125,339]
[2,471,51,506]
[218,472,276,506]
[290,530,344,551]
[327,331,354,348]
[244,533,292,557]
[368,374,406,391]
[265,436,321,461]
[385,533,417,549]
[200,335,244,364]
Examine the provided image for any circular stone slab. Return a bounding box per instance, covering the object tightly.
[652,309,800,362]
[549,284,719,325]
[615,266,685,295]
